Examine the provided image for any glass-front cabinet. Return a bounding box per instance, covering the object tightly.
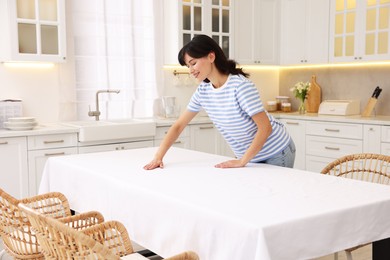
[0,0,66,62]
[163,0,233,65]
[329,0,390,62]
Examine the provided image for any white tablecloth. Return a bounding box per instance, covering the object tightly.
[39,147,390,260]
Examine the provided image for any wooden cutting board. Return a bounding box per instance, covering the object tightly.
[306,75,321,113]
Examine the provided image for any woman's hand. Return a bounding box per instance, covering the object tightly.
[215,159,245,168]
[143,158,164,170]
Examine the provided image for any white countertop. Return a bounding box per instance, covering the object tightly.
[1,113,389,139]
[0,122,78,138]
[272,111,390,125]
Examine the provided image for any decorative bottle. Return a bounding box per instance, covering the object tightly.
[305,75,322,113]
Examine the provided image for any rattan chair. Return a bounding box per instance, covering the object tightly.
[19,203,199,260]
[0,188,104,260]
[321,153,390,260]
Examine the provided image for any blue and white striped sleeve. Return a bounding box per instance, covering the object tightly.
[236,81,264,117]
[187,88,203,112]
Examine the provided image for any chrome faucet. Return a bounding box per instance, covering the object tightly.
[88,89,120,121]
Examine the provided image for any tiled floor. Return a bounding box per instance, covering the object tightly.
[0,238,372,260]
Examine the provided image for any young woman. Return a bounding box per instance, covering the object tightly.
[144,34,295,170]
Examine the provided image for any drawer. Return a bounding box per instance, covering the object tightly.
[154,136,190,149]
[306,121,362,139]
[155,126,189,139]
[306,135,362,158]
[305,155,334,173]
[381,125,390,143]
[28,133,78,150]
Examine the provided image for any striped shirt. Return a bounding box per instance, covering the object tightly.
[187,74,291,162]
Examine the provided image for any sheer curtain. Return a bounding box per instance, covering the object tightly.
[70,0,163,120]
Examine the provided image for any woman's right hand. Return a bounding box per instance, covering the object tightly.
[143,158,164,170]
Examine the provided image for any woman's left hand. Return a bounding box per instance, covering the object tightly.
[215,159,245,168]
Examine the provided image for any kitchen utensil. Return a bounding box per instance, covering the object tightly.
[362,86,382,117]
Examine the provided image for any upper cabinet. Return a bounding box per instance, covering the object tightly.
[234,0,280,65]
[0,0,66,62]
[163,0,233,65]
[329,0,390,62]
[280,0,330,65]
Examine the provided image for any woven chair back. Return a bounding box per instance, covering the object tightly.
[19,203,131,260]
[0,188,71,259]
[321,153,390,184]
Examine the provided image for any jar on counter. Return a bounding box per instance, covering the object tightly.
[281,102,292,112]
[275,96,290,111]
[266,101,277,112]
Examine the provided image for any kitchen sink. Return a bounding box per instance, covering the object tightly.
[62,119,156,143]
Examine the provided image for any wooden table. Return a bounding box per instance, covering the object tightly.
[39,147,390,260]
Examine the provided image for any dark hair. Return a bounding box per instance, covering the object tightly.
[178,34,249,83]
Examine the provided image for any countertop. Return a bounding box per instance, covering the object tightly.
[1,113,390,139]
[271,112,390,125]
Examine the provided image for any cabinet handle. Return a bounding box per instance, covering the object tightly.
[0,141,8,145]
[44,140,65,144]
[174,141,182,144]
[325,128,340,132]
[325,146,340,151]
[199,126,214,130]
[44,152,66,156]
[286,122,299,125]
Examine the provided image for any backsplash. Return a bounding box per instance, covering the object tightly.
[279,64,390,116]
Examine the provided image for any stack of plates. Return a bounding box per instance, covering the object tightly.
[4,117,38,130]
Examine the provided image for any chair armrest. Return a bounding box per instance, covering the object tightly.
[19,192,71,218]
[165,251,199,260]
[81,220,134,257]
[59,211,104,230]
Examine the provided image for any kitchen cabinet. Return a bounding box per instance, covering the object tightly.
[363,124,381,153]
[0,136,28,199]
[78,140,154,154]
[329,0,390,62]
[305,121,363,172]
[234,0,280,65]
[280,0,330,65]
[154,126,191,149]
[190,123,219,154]
[381,125,390,155]
[27,133,77,196]
[0,0,66,62]
[163,0,233,65]
[280,118,306,170]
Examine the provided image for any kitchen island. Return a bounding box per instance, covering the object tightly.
[39,147,390,260]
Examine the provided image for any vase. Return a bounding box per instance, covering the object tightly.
[298,100,306,114]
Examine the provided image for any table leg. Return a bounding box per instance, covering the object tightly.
[372,237,390,260]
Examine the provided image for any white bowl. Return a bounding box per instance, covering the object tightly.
[7,117,36,122]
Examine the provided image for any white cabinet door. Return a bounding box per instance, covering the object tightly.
[280,118,306,170]
[0,136,28,198]
[329,0,390,63]
[163,0,233,65]
[234,0,280,65]
[280,0,330,65]
[28,147,77,196]
[190,124,219,154]
[0,0,66,62]
[363,124,381,154]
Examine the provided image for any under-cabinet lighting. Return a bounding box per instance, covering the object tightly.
[2,62,55,69]
[281,61,390,69]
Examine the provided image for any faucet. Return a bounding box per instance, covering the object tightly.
[88,89,120,121]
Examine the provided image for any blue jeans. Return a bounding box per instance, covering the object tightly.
[257,139,296,168]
